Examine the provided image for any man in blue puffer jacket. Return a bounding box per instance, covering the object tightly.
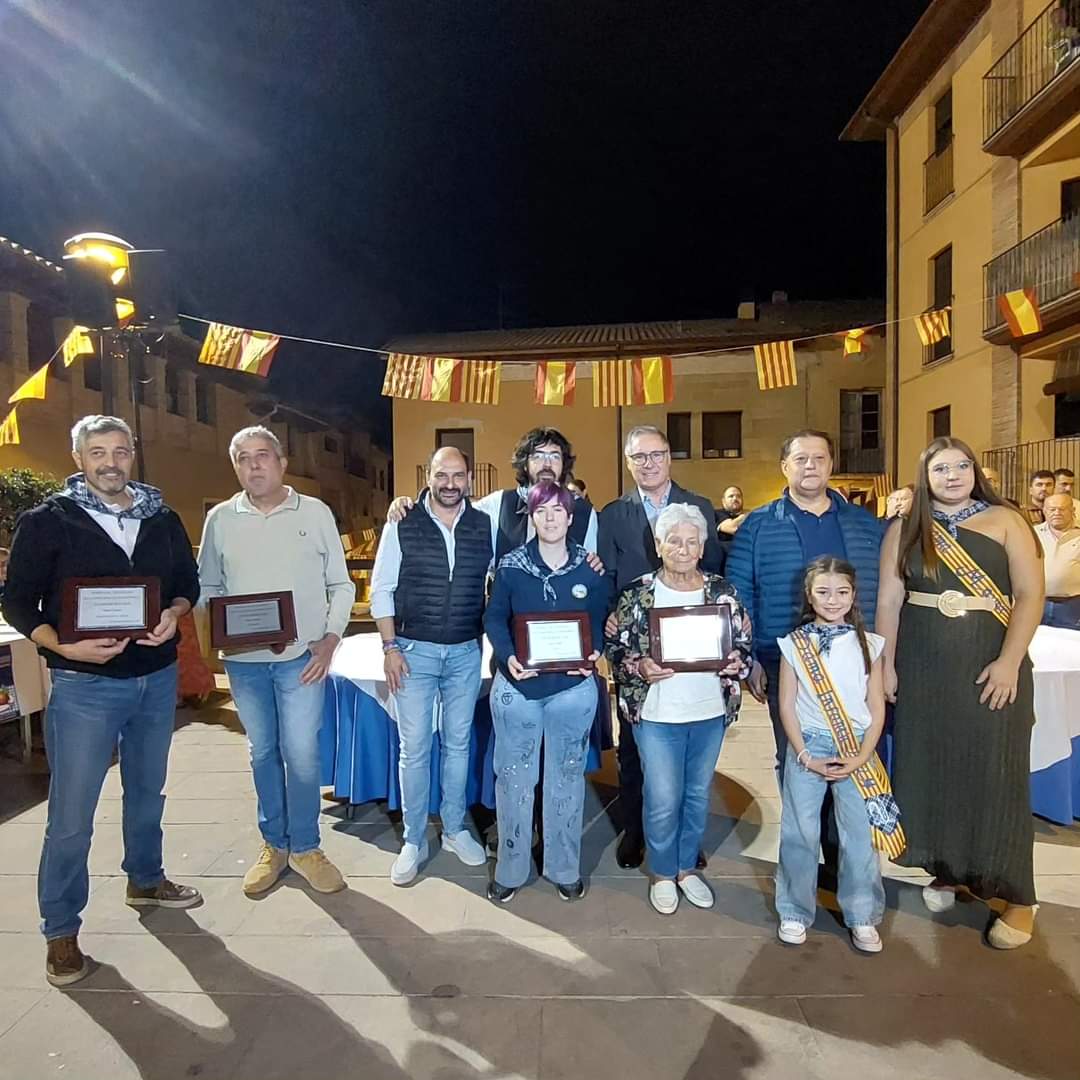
[726,430,884,774]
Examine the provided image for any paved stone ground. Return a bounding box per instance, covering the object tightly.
[1,694,1079,1080]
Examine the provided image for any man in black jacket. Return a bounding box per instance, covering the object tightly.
[3,415,202,987]
[598,424,723,868]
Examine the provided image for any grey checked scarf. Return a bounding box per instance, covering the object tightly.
[63,473,163,532]
[497,538,588,602]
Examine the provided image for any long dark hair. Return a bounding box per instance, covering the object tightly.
[511,428,575,487]
[897,436,1033,580]
[797,556,872,675]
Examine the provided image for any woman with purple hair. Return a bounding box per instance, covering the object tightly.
[483,481,612,903]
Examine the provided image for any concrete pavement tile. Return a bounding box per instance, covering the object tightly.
[798,992,1080,1080]
[457,875,613,937]
[0,823,46,874]
[0,875,42,932]
[224,935,400,996]
[0,988,47,1039]
[80,823,252,878]
[0,932,50,989]
[1035,842,1080,875]
[539,997,821,1080]
[164,771,254,799]
[165,747,254,773]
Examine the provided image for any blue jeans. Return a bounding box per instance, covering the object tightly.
[39,663,179,940]
[490,673,597,887]
[635,716,728,880]
[393,637,482,845]
[1043,596,1080,630]
[225,653,325,855]
[775,729,885,928]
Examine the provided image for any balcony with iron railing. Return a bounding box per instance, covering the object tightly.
[414,462,498,499]
[982,213,1080,342]
[983,0,1080,155]
[923,139,954,215]
[983,437,1080,505]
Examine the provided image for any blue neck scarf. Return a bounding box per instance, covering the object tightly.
[932,500,988,538]
[808,623,854,657]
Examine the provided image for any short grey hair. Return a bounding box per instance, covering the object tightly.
[71,415,133,454]
[654,502,709,547]
[229,425,284,464]
[624,424,669,455]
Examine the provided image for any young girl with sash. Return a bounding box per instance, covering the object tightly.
[877,437,1043,949]
[775,557,898,954]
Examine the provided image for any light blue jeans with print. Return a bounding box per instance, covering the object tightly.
[225,653,325,855]
[39,664,179,940]
[490,673,598,888]
[635,716,728,880]
[393,637,482,845]
[775,729,885,928]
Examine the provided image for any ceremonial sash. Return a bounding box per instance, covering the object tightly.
[790,629,906,860]
[930,523,1011,628]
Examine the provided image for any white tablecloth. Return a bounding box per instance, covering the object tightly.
[0,623,49,716]
[1029,625,1080,774]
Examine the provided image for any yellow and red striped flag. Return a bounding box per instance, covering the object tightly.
[198,322,280,376]
[535,361,577,406]
[420,358,500,404]
[631,356,675,405]
[913,308,950,346]
[997,288,1043,338]
[754,341,798,390]
[592,359,634,407]
[382,352,428,398]
[8,362,49,404]
[62,326,95,367]
[843,328,870,355]
[0,407,19,447]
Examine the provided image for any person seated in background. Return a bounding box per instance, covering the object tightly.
[1025,469,1056,524]
[884,485,913,521]
[716,486,747,544]
[1035,493,1080,630]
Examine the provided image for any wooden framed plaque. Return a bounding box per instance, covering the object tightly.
[209,591,298,652]
[59,576,162,643]
[512,611,593,673]
[648,604,733,672]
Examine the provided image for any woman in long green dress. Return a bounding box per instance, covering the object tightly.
[876,437,1044,949]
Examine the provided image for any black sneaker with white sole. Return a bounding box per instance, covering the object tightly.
[487,880,517,904]
[556,880,586,902]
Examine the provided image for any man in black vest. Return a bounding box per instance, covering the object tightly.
[598,424,723,868]
[370,447,494,886]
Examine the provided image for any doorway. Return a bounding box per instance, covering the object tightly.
[435,428,475,469]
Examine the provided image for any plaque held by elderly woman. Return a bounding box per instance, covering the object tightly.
[512,611,593,673]
[59,577,161,643]
[648,604,732,672]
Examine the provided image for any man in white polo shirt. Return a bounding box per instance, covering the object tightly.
[198,426,354,896]
[1035,493,1080,630]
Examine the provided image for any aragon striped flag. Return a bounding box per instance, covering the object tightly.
[592,360,634,407]
[754,341,798,390]
[382,353,427,399]
[198,322,280,376]
[0,407,19,447]
[592,357,675,406]
[382,354,501,404]
[997,288,1043,338]
[535,361,577,406]
[8,362,50,404]
[62,326,95,367]
[914,307,950,346]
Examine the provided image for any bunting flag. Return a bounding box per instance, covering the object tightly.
[631,356,675,405]
[754,341,798,390]
[843,328,870,355]
[535,361,577,406]
[62,326,95,367]
[914,307,950,346]
[382,352,428,399]
[0,407,19,447]
[8,362,50,404]
[197,322,280,376]
[382,354,500,404]
[592,360,634,407]
[997,288,1043,338]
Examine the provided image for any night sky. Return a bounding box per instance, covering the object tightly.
[1,1,928,445]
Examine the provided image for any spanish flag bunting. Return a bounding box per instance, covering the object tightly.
[997,288,1043,338]
[753,341,797,390]
[632,356,674,405]
[198,322,280,376]
[842,328,870,355]
[535,361,577,406]
[0,407,18,447]
[914,307,950,346]
[62,326,95,367]
[8,362,49,404]
[382,352,428,399]
[382,355,500,404]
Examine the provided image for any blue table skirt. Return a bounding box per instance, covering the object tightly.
[1030,735,1080,825]
[320,675,611,811]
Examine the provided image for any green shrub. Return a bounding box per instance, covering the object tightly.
[0,468,62,544]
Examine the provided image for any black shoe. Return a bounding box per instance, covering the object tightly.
[556,880,586,902]
[696,850,708,871]
[487,880,517,904]
[616,832,645,869]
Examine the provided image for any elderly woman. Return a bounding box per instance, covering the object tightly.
[483,481,611,903]
[607,503,752,915]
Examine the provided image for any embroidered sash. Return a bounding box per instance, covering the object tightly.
[930,522,1011,628]
[790,629,906,860]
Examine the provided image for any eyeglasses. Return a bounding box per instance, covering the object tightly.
[627,450,669,466]
[929,460,974,477]
[529,450,563,463]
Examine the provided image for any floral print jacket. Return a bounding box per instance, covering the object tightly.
[605,572,754,726]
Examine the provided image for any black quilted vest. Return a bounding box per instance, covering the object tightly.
[494,489,593,561]
[395,499,492,644]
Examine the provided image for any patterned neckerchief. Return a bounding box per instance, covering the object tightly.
[932,500,988,538]
[806,622,854,657]
[62,473,163,531]
[497,538,588,602]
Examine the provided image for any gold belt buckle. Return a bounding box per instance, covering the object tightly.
[937,590,967,618]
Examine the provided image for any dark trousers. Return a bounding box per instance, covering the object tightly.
[616,715,645,841]
[1043,596,1080,630]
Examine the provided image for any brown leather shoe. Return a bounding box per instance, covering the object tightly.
[46,935,89,987]
[125,878,202,908]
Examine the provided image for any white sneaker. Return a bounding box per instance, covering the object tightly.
[778,920,807,945]
[649,880,679,915]
[390,839,429,886]
[441,829,488,867]
[677,874,714,909]
[850,925,883,953]
[922,884,956,913]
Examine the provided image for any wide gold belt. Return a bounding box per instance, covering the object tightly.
[906,590,1001,618]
